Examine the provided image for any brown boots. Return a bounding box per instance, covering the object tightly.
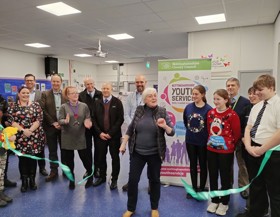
[0,191,13,207]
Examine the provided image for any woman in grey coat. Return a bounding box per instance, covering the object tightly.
[120,87,175,217]
[59,86,93,189]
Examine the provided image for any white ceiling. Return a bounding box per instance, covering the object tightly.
[0,0,279,64]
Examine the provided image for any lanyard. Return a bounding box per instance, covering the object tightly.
[69,102,79,119]
[232,96,240,110]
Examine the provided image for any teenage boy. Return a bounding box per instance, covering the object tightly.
[236,74,280,217]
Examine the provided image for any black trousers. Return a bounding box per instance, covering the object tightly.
[85,128,94,172]
[45,127,65,173]
[247,150,280,217]
[127,152,162,212]
[95,137,121,180]
[186,143,207,191]
[207,151,234,205]
[18,156,37,177]
[36,147,46,170]
[63,149,92,179]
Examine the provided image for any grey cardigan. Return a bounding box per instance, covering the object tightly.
[126,105,175,160]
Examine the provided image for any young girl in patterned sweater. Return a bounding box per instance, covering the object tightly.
[206,89,241,216]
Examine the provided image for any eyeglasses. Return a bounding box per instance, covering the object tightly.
[25,80,35,82]
[68,92,79,95]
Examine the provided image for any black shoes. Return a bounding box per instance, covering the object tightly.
[186,193,194,199]
[122,183,128,191]
[110,180,117,190]
[85,178,93,188]
[45,172,58,182]
[29,176,37,190]
[92,178,106,187]
[39,168,48,176]
[69,181,75,190]
[21,176,28,193]
[4,179,17,188]
[240,191,249,199]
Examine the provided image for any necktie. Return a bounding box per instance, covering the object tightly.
[250,101,268,138]
[104,99,108,104]
[231,98,236,107]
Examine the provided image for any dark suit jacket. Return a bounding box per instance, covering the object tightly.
[34,90,42,103]
[41,89,67,130]
[78,88,102,116]
[240,104,253,137]
[232,95,250,118]
[92,96,124,139]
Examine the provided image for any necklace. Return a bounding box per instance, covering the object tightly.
[19,100,29,107]
[68,102,80,126]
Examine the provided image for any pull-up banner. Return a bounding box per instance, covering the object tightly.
[158,59,211,186]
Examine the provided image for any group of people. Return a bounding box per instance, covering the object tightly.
[184,74,280,217]
[0,72,279,217]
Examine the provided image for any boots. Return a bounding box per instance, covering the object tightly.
[0,199,7,207]
[85,177,93,188]
[21,175,28,193]
[0,191,13,203]
[69,173,75,190]
[29,175,37,190]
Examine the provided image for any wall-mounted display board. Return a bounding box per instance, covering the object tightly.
[0,77,51,104]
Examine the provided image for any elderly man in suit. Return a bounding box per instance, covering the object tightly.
[41,74,67,182]
[92,83,124,190]
[78,77,102,178]
[24,74,48,176]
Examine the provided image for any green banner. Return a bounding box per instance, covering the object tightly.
[158,59,211,71]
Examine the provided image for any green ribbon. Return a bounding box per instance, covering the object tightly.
[182,145,280,200]
[1,126,94,184]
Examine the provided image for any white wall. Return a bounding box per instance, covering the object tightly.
[188,25,274,95]
[274,15,280,93]
[58,59,97,92]
[0,48,97,91]
[96,58,159,94]
[0,48,45,79]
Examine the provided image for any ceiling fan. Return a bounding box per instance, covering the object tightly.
[82,39,108,58]
[94,40,108,58]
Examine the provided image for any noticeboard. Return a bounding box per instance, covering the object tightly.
[0,78,51,104]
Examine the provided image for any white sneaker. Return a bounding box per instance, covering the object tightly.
[215,203,229,216]
[207,202,219,213]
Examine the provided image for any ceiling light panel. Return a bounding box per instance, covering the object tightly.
[37,2,81,16]
[105,60,119,63]
[25,43,50,48]
[74,54,92,57]
[195,13,226,25]
[107,33,134,40]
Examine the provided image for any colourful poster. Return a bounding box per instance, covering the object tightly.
[158,59,211,186]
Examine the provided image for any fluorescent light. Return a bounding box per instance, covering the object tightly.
[105,60,119,63]
[107,33,134,40]
[37,2,81,16]
[25,43,50,48]
[74,54,92,57]
[195,13,226,25]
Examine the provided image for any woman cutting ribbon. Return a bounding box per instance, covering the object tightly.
[59,86,93,189]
